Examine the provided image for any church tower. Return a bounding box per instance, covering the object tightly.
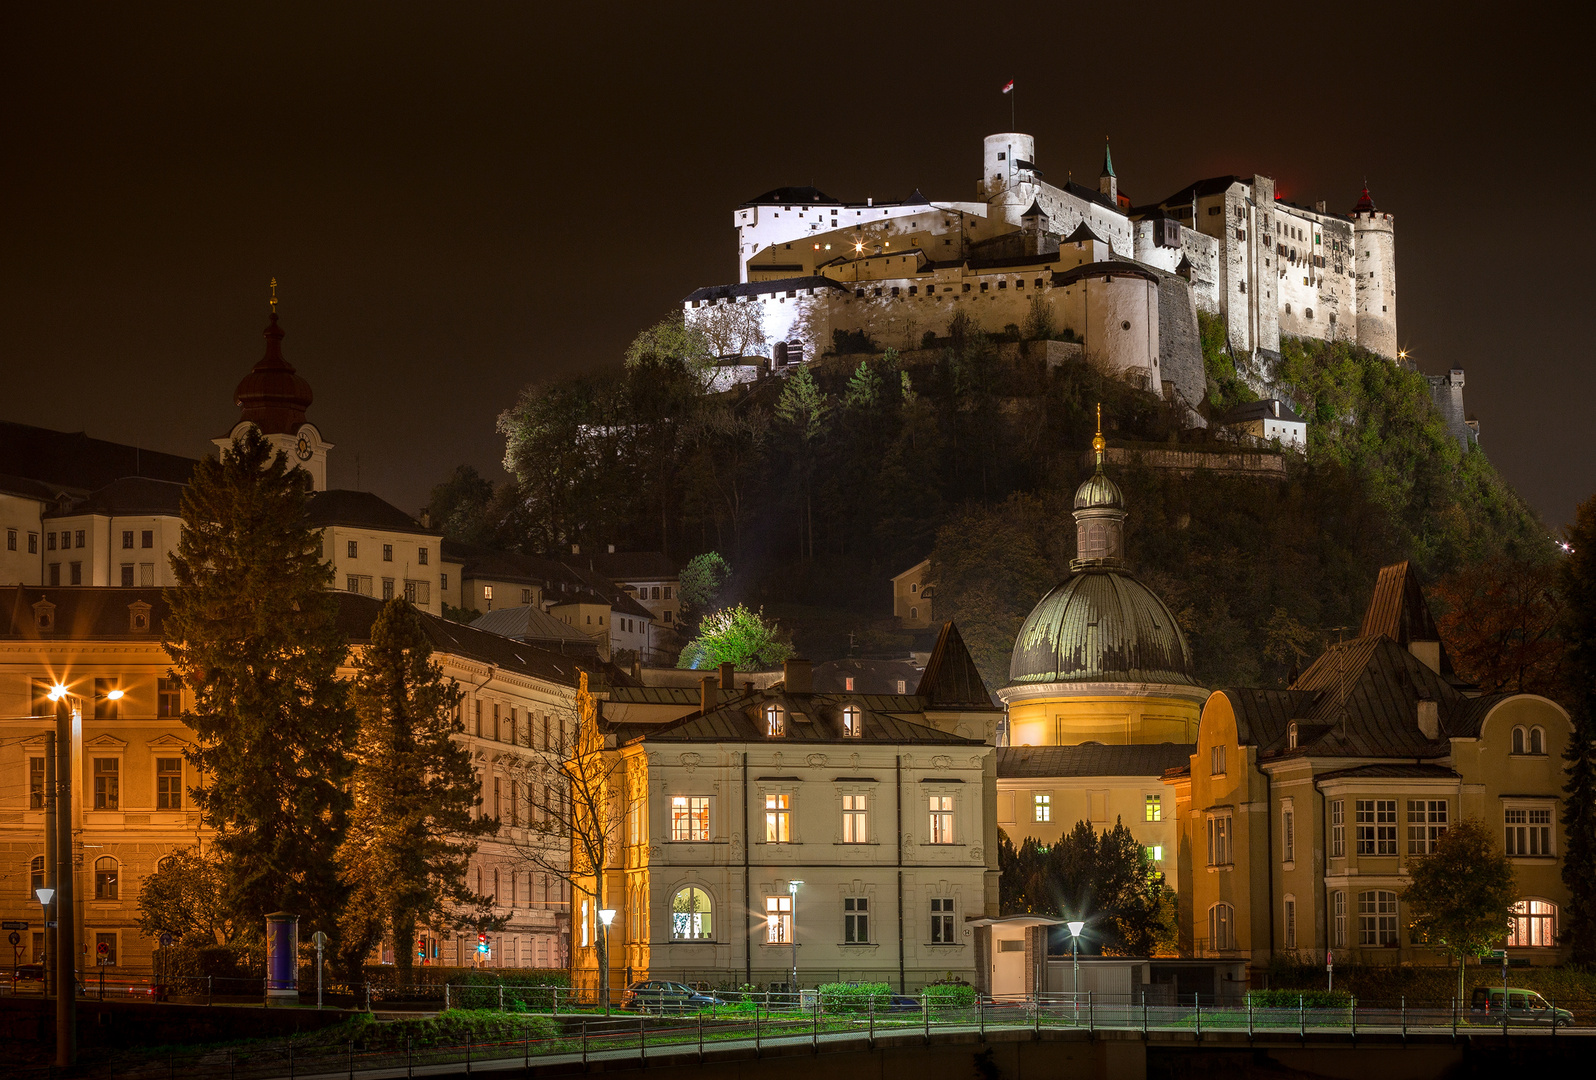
[215,282,332,490]
[1352,185,1398,359]
[1098,140,1117,204]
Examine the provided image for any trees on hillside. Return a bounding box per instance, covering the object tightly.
[1560,494,1596,963]
[1402,818,1517,1002]
[337,599,502,982]
[998,820,1173,956]
[164,429,355,942]
[677,552,731,628]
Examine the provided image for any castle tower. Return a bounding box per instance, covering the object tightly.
[981,133,1038,227]
[1351,185,1398,359]
[1098,140,1117,204]
[214,283,332,490]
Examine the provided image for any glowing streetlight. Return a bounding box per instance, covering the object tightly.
[1066,921,1085,1006]
[787,880,803,995]
[47,684,67,701]
[104,689,123,701]
[598,908,616,1015]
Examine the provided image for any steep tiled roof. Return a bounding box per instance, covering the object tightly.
[814,658,923,695]
[740,187,842,207]
[607,690,982,747]
[917,622,998,709]
[0,421,199,494]
[306,490,440,537]
[43,476,187,518]
[996,743,1194,779]
[1359,561,1444,651]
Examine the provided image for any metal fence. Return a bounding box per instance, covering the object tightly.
[10,990,1589,1080]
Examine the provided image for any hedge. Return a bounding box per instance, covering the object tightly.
[1260,958,1596,1009]
[923,983,977,1007]
[1247,989,1352,1009]
[818,982,893,1012]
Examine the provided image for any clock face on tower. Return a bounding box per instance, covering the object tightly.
[296,436,313,461]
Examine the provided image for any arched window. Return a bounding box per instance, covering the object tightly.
[671,886,713,940]
[842,705,862,737]
[94,856,118,900]
[910,606,918,619]
[1512,726,1526,754]
[1530,727,1545,755]
[30,855,44,898]
[1507,899,1557,947]
[765,704,785,737]
[1208,903,1234,951]
[1287,722,1298,750]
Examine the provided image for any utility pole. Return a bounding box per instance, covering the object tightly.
[42,730,56,999]
[52,691,77,1068]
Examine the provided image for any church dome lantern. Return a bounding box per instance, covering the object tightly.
[233,287,313,435]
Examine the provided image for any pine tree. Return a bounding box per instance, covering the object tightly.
[164,429,355,941]
[1561,494,1596,963]
[337,599,500,980]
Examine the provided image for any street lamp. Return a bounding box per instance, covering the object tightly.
[598,908,616,1015]
[1066,921,1085,1008]
[787,881,803,996]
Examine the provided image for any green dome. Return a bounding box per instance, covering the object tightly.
[1009,567,1197,686]
[1073,468,1123,510]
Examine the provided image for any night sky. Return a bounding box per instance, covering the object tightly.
[4,6,1590,530]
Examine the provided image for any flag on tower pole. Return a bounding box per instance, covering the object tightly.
[1002,79,1015,129]
[1001,79,1014,93]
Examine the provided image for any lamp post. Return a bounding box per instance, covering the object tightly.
[34,888,54,994]
[46,685,79,1067]
[1066,921,1085,1009]
[598,908,616,1016]
[787,881,803,996]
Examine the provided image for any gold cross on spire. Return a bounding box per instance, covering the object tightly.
[269,277,278,314]
[1092,402,1107,460]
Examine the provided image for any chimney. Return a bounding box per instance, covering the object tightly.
[700,674,718,714]
[571,544,580,555]
[1271,400,1280,417]
[608,543,615,554]
[1417,699,1439,741]
[719,661,735,691]
[783,657,813,694]
[420,509,432,529]
[1315,200,1326,214]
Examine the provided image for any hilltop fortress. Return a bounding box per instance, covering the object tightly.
[684,133,1405,419]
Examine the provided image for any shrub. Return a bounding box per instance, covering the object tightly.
[818,982,893,1012]
[156,943,262,981]
[1247,989,1351,1009]
[922,982,976,1008]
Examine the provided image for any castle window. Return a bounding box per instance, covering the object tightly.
[122,530,134,549]
[347,540,358,558]
[1306,308,1313,319]
[998,280,1007,289]
[980,282,988,291]
[908,285,917,295]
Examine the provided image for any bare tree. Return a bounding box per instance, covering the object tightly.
[503,673,625,1007]
[689,299,767,361]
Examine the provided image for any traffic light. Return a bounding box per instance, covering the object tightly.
[477,933,488,955]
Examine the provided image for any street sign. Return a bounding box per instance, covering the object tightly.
[45,921,57,928]
[7,932,19,947]
[1,921,28,931]
[1326,950,1333,969]
[159,932,174,949]
[312,931,328,948]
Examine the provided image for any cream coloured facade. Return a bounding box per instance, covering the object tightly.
[892,558,932,628]
[572,634,1002,993]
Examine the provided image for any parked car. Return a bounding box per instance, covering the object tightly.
[623,980,718,1012]
[1469,986,1573,1026]
[8,963,46,993]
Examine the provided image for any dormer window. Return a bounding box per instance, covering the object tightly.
[765,704,785,737]
[1287,722,1298,750]
[33,599,55,634]
[843,705,862,738]
[128,601,152,634]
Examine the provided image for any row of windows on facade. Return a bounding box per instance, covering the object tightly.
[761,703,866,737]
[45,561,156,587]
[468,865,571,909]
[850,277,1048,301]
[580,886,960,947]
[27,854,127,902]
[1029,792,1163,823]
[468,698,570,750]
[346,575,430,604]
[25,528,156,553]
[29,754,185,812]
[1204,798,1555,867]
[345,540,429,565]
[647,792,958,846]
[484,774,572,829]
[1207,895,1558,953]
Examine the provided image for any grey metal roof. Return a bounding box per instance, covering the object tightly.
[997,744,1194,779]
[42,476,187,518]
[472,605,595,645]
[1219,399,1306,426]
[306,490,440,537]
[1009,567,1198,687]
[0,421,199,494]
[917,622,999,709]
[608,690,983,747]
[1314,763,1461,783]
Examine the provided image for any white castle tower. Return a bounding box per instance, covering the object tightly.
[1352,186,1397,358]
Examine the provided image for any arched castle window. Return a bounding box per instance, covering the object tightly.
[1530,727,1545,755]
[1512,726,1526,755]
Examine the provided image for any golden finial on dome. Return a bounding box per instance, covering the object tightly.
[269,277,278,315]
[1092,402,1106,460]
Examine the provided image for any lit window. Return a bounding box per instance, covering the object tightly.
[672,886,713,940]
[765,794,791,843]
[670,795,710,842]
[1033,794,1051,822]
[1507,900,1557,947]
[929,795,955,843]
[765,704,785,737]
[1144,794,1161,822]
[842,794,868,842]
[842,705,862,737]
[765,895,792,942]
[1147,845,1163,862]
